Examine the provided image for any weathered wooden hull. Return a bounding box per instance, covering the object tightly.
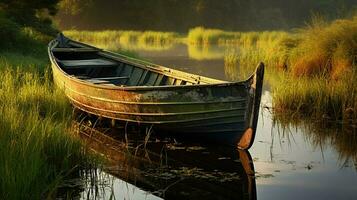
[48,36,264,149]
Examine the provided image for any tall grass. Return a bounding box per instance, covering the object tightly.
[288,16,357,79]
[63,30,122,44]
[187,27,239,45]
[64,30,180,51]
[221,15,357,123]
[223,31,293,80]
[224,49,240,80]
[272,71,357,122]
[0,55,92,199]
[269,16,357,122]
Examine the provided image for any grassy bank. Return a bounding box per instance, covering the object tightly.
[0,10,97,199]
[0,54,94,199]
[0,15,97,197]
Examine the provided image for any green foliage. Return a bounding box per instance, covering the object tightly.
[0,0,59,35]
[59,0,90,15]
[0,8,52,54]
[0,15,21,49]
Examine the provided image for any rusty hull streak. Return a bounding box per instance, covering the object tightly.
[48,37,264,150]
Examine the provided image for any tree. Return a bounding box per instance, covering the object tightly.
[0,0,60,34]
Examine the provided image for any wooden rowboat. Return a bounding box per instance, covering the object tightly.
[48,34,264,150]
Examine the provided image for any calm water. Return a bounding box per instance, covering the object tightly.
[76,43,357,199]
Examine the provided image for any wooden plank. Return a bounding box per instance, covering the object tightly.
[145,73,158,86]
[137,70,149,86]
[118,65,134,85]
[86,79,110,84]
[81,76,129,80]
[166,77,175,85]
[60,58,117,68]
[175,79,182,85]
[123,65,134,85]
[127,68,144,86]
[115,62,125,76]
[154,74,164,86]
[52,48,99,53]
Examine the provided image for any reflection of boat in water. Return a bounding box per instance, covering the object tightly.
[48,34,264,149]
[75,122,257,200]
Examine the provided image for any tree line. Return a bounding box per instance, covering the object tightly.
[56,0,357,31]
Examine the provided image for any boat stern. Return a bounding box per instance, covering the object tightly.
[237,62,264,150]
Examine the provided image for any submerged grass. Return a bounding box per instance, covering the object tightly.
[0,54,93,199]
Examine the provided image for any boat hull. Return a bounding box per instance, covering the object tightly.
[48,37,264,149]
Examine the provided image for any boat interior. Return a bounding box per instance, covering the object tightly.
[51,42,214,87]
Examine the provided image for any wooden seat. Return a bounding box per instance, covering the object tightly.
[87,76,130,81]
[76,76,130,81]
[86,79,110,84]
[84,77,130,86]
[60,58,117,69]
[52,47,99,53]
